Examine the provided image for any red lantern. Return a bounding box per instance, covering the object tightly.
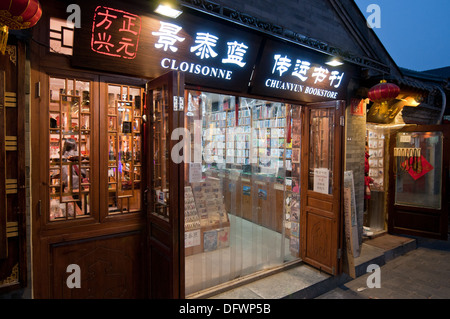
[0,0,42,54]
[368,80,400,104]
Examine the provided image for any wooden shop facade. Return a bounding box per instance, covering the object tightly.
[0,0,448,298]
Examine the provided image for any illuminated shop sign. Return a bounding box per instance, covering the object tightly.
[91,6,142,59]
[151,21,250,80]
[72,1,354,100]
[250,39,353,102]
[72,0,262,92]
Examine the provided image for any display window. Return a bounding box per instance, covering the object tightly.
[183,90,302,295]
[47,76,144,222]
[49,77,92,221]
[107,85,143,215]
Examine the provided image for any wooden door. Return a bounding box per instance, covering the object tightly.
[388,125,449,240]
[300,101,344,275]
[145,71,185,298]
[31,70,147,298]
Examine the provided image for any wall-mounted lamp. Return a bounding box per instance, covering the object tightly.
[325,58,344,67]
[402,96,422,107]
[154,3,183,19]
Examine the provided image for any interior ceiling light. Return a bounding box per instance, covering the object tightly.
[154,4,183,18]
[325,59,344,67]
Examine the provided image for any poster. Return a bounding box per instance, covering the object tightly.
[258,189,267,200]
[156,190,165,204]
[350,98,365,116]
[313,168,329,194]
[185,230,201,248]
[243,185,251,196]
[203,230,218,252]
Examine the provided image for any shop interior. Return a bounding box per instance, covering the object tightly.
[181,91,303,295]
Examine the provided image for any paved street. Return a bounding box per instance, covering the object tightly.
[317,236,450,299]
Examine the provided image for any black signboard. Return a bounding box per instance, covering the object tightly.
[250,39,354,103]
[72,0,262,93]
[72,0,356,102]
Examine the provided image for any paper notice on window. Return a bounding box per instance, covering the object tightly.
[189,162,203,183]
[313,168,329,194]
[185,229,201,248]
[400,135,411,143]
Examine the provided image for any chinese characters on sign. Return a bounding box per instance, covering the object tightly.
[151,21,185,52]
[263,52,346,100]
[91,10,251,80]
[81,5,351,99]
[151,21,251,81]
[91,6,142,59]
[151,21,249,67]
[271,54,344,87]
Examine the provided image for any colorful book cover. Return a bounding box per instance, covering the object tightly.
[203,230,218,252]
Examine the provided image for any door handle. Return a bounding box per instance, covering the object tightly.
[143,187,149,207]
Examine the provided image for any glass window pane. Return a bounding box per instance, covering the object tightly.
[107,85,143,215]
[49,77,91,221]
[308,108,334,194]
[395,131,443,209]
[184,90,301,296]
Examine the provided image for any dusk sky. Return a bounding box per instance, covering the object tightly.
[354,0,450,72]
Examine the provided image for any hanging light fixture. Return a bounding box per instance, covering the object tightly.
[325,58,344,67]
[0,0,42,54]
[368,79,400,114]
[154,1,183,19]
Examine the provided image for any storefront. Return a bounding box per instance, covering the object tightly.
[1,0,422,299]
[362,70,449,241]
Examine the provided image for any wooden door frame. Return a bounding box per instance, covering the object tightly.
[300,100,344,275]
[388,124,449,240]
[30,67,148,298]
[145,71,185,299]
[0,40,28,294]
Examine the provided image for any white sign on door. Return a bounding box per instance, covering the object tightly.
[313,168,330,194]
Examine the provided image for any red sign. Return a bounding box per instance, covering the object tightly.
[91,6,142,59]
[350,98,365,116]
[401,155,434,180]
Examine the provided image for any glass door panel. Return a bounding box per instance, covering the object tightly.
[146,71,185,298]
[150,83,171,221]
[395,131,443,209]
[307,108,335,194]
[183,90,302,296]
[389,125,449,240]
